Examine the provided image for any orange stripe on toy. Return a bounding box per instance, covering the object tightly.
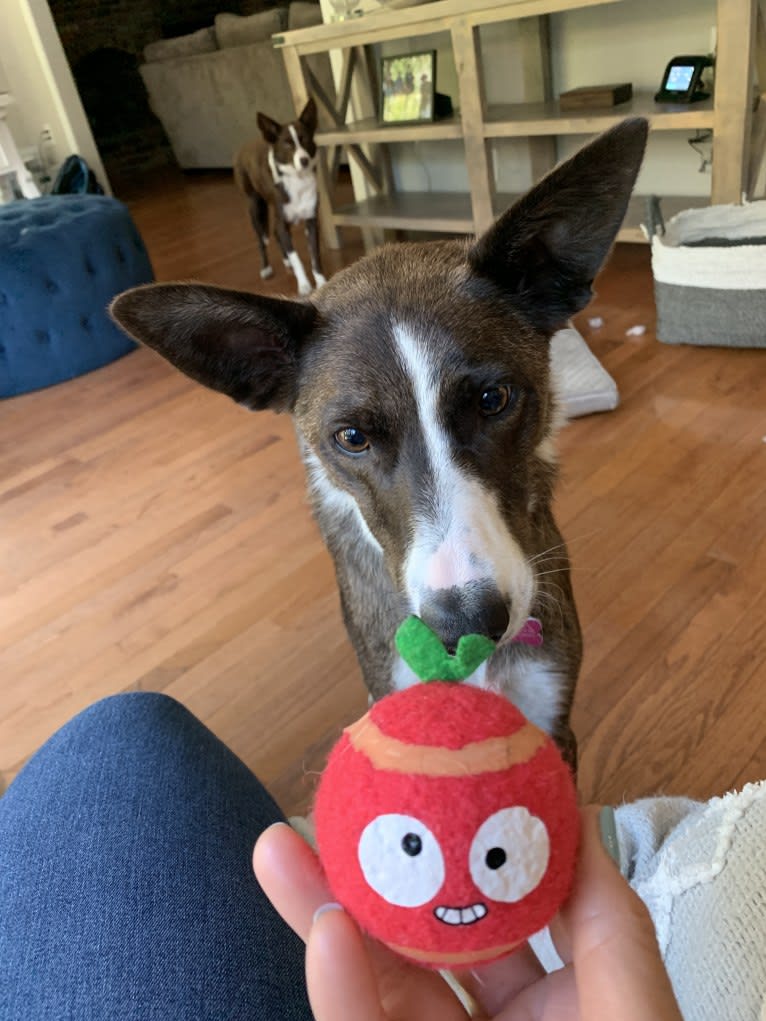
[386,936,523,967]
[345,714,546,777]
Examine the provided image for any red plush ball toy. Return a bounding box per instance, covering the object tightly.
[314,618,579,971]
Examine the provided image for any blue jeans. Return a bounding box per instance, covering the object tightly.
[0,693,312,1020]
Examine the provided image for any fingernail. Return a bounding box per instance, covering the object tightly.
[313,902,344,926]
[599,806,622,870]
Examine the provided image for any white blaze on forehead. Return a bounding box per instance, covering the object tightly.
[288,125,310,170]
[277,125,317,224]
[392,323,535,633]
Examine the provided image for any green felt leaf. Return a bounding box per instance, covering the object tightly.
[394,616,496,682]
[452,632,498,677]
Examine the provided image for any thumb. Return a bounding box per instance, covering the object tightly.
[306,905,387,1021]
[556,806,682,1021]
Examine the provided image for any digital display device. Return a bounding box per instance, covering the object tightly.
[665,65,695,92]
[655,55,712,104]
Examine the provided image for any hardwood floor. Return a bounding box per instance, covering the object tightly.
[1,169,764,813]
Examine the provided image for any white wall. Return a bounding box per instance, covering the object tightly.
[0,52,10,95]
[551,0,717,197]
[383,22,536,195]
[0,0,109,190]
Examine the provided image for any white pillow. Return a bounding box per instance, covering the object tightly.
[215,9,287,49]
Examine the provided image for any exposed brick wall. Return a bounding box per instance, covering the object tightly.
[48,0,272,186]
[48,0,294,187]
[49,0,267,67]
[50,0,161,69]
[50,0,166,185]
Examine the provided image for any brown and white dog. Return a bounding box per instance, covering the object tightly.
[234,98,324,296]
[112,118,647,766]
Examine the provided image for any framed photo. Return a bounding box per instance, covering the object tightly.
[380,50,436,125]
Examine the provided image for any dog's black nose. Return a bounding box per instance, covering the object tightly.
[420,585,510,658]
[300,156,310,167]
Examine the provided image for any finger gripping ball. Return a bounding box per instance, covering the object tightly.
[314,618,579,970]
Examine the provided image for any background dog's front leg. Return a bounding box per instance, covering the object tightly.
[248,195,273,281]
[274,215,312,296]
[304,217,326,288]
[275,231,292,273]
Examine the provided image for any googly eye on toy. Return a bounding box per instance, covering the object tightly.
[314,616,580,970]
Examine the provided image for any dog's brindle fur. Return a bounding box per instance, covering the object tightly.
[112,119,648,768]
[234,99,324,296]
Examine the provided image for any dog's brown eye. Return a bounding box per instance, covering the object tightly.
[334,427,370,454]
[479,385,514,417]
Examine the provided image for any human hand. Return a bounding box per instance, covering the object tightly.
[253,807,682,1020]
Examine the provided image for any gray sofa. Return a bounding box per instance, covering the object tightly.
[140,4,331,169]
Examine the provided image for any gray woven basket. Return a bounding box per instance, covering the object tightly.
[647,198,766,349]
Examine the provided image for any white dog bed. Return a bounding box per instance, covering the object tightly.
[551,326,619,419]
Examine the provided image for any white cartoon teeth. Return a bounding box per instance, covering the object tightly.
[434,903,488,925]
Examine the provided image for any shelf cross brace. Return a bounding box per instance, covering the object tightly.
[304,61,382,192]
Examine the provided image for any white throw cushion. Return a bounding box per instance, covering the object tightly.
[215,9,287,49]
[143,27,217,64]
[288,2,324,30]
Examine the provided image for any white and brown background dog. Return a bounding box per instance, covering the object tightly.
[112,118,649,770]
[234,98,324,296]
[5,115,764,815]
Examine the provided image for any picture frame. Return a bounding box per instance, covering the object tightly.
[380,50,436,125]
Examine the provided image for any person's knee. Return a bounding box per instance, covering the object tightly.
[61,691,203,762]
[76,690,192,733]
[3,693,206,821]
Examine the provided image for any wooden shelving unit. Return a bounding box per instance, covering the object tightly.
[275,0,757,249]
[483,94,717,137]
[316,95,717,147]
[330,191,712,241]
[331,191,478,233]
[316,114,464,146]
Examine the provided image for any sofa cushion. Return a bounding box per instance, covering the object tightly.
[288,2,324,30]
[215,9,287,49]
[143,26,217,64]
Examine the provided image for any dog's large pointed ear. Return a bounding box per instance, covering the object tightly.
[468,117,648,332]
[257,111,282,143]
[299,97,317,135]
[110,283,316,412]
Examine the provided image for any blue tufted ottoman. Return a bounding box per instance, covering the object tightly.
[0,195,154,398]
